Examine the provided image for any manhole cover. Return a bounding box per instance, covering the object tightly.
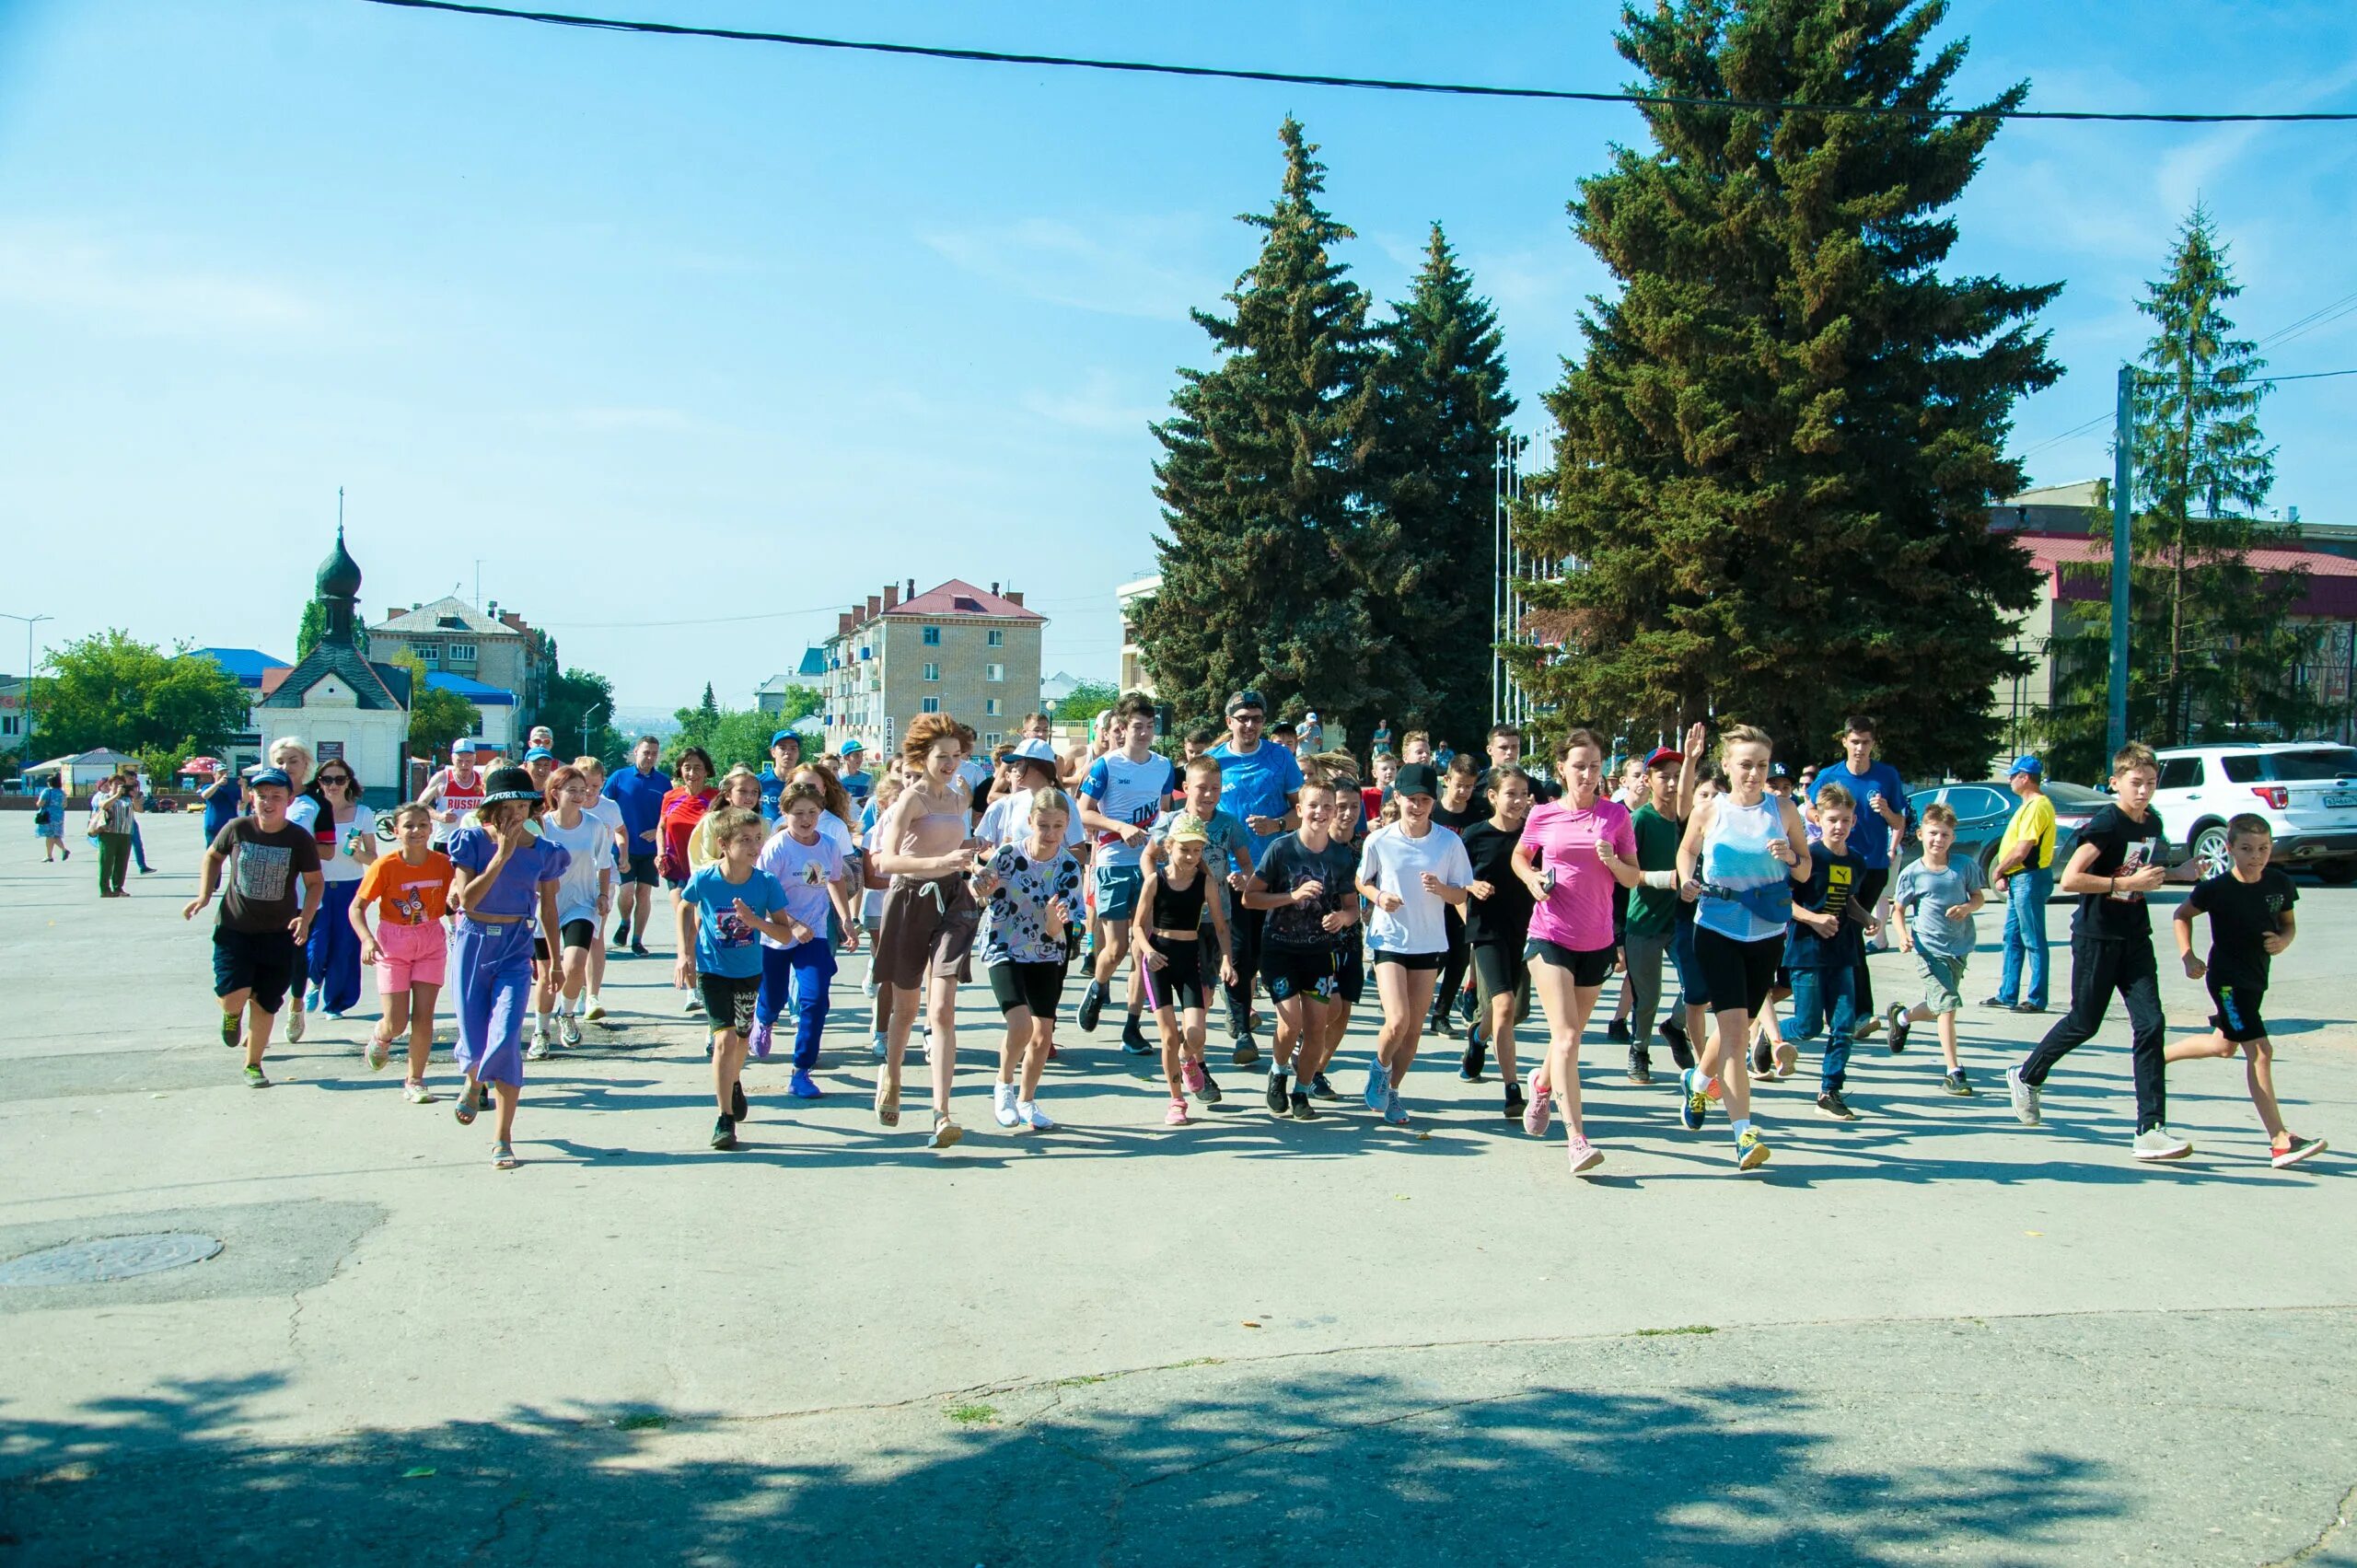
[0,1233,224,1287]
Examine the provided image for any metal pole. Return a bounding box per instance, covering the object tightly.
[0,612,52,765]
[2107,363,2134,759]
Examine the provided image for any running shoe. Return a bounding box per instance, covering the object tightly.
[1382,1090,1409,1126]
[220,1014,240,1051]
[1196,1067,1223,1105]
[1289,1089,1317,1121]
[1362,1061,1387,1111]
[711,1115,737,1151]
[1884,1005,1911,1053]
[526,1026,550,1063]
[1566,1135,1604,1175]
[2131,1126,2193,1161]
[993,1082,1020,1128]
[871,1032,888,1062]
[1264,1072,1289,1117]
[788,1069,821,1099]
[584,993,606,1022]
[243,1063,270,1088]
[1459,1039,1484,1083]
[1854,1014,1884,1039]
[1522,1083,1551,1137]
[286,1006,305,1044]
[1457,986,1479,1026]
[560,1014,583,1049]
[366,1035,389,1072]
[1302,1072,1332,1101]
[305,984,322,1016]
[683,993,702,1015]
[493,1141,519,1169]
[402,1079,434,1105]
[1750,1035,1775,1078]
[630,940,648,958]
[730,1081,749,1122]
[2271,1134,2327,1169]
[1735,1128,1771,1170]
[1678,1067,1712,1132]
[1659,1017,1691,1067]
[1942,1068,1974,1097]
[1816,1088,1857,1121]
[1772,1040,1798,1079]
[1605,1018,1631,1046]
[1504,1080,1527,1123]
[1017,1099,1056,1132]
[1076,981,1106,1033]
[2005,1064,2041,1126]
[1165,1098,1190,1126]
[1121,1016,1155,1056]
[1231,1037,1260,1068]
[1182,1058,1208,1097]
[930,1113,963,1148]
[749,1018,773,1061]
[1427,1005,1456,1040]
[1627,1052,1654,1086]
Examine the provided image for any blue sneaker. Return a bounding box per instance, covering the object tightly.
[1363,1061,1388,1111]
[787,1070,821,1099]
[1678,1067,1710,1132]
[1382,1089,1409,1126]
[1735,1127,1771,1170]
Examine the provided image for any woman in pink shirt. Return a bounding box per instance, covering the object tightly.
[1512,728,1640,1176]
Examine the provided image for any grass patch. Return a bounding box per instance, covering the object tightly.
[946,1402,1000,1425]
[611,1412,670,1431]
[1053,1374,1109,1388]
[1632,1324,1717,1338]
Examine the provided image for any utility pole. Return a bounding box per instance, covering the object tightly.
[2107,364,2135,759]
[0,611,52,767]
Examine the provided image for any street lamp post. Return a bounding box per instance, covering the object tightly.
[0,611,52,774]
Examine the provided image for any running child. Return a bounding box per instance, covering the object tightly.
[447,767,568,1169]
[974,786,1083,1131]
[1776,784,1873,1120]
[1357,761,1474,1127]
[753,782,848,1101]
[1886,801,1986,1096]
[2166,815,2325,1167]
[350,801,456,1103]
[1142,757,1255,1097]
[531,765,615,1056]
[1076,693,1178,1055]
[1136,814,1238,1125]
[676,806,797,1151]
[1457,765,1536,1121]
[572,755,622,1021]
[1243,777,1358,1121]
[182,766,321,1087]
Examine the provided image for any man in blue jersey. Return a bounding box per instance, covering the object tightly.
[757,730,803,821]
[1077,692,1178,1052]
[1209,688,1304,1063]
[604,734,671,956]
[1807,715,1909,1037]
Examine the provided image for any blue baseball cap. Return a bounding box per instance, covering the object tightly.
[771,730,801,749]
[840,738,864,754]
[250,767,293,789]
[452,738,480,754]
[523,747,556,762]
[2008,755,2043,779]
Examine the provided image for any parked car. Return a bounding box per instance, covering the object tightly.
[1896,780,2105,897]
[2151,742,2357,883]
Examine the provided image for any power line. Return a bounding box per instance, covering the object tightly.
[358,0,2357,125]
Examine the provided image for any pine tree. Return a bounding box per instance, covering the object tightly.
[698,682,719,722]
[1511,0,2058,778]
[1369,224,1517,751]
[1135,118,1395,736]
[2038,204,2311,777]
[295,600,368,661]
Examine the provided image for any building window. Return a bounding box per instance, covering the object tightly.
[985,663,1004,682]
[921,697,941,714]
[922,626,941,646]
[415,643,442,667]
[923,663,940,681]
[447,642,478,665]
[987,630,1004,647]
[984,732,1002,747]
[984,698,1001,716]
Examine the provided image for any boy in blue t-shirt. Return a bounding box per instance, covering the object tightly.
[1779,784,1875,1120]
[674,805,799,1152]
[1076,694,1179,1051]
[1808,716,1909,1033]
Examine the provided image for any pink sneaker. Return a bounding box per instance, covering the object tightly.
[1566,1135,1604,1175]
[1164,1098,1190,1126]
[1522,1081,1552,1137]
[1182,1059,1208,1096]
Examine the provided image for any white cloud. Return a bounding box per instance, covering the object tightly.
[0,223,329,340]
[919,214,1220,320]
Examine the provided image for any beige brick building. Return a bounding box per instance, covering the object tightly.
[819,579,1045,758]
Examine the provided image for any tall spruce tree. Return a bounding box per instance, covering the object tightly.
[1511,0,2058,778]
[2038,204,2311,778]
[1137,119,1394,734]
[1370,224,1517,751]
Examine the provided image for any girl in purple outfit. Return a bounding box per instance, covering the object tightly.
[447,767,568,1170]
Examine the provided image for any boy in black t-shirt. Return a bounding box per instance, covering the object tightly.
[182,767,324,1088]
[1777,784,1875,1121]
[2007,742,2195,1160]
[2165,816,2325,1168]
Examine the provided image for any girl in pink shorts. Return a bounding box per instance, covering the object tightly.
[351,803,458,1105]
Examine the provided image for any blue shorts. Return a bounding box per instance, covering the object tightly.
[1095,863,1144,923]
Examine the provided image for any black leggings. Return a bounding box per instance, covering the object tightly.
[1224,904,1265,1031]
[1852,865,1889,1017]
[1429,905,1470,1022]
[2020,933,2167,1132]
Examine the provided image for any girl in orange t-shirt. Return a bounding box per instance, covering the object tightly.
[350,802,457,1103]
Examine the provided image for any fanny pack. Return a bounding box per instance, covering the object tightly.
[1703,880,1793,925]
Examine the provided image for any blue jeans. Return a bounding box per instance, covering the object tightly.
[1997,866,2051,1008]
[1780,964,1858,1092]
[755,937,835,1069]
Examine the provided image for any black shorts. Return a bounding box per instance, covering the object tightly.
[532,936,550,963]
[1694,926,1782,1017]
[213,925,297,1013]
[988,959,1067,1018]
[2207,976,2270,1044]
[1142,935,1208,1014]
[699,972,760,1035]
[1371,949,1443,971]
[560,918,596,951]
[622,852,660,888]
[1470,942,1532,1016]
[1266,945,1351,1007]
[1526,937,1614,986]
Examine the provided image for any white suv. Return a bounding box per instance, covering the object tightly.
[2151,742,2357,883]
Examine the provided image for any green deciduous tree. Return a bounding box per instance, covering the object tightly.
[1510,0,2058,779]
[1136,118,1399,740]
[1051,680,1121,728]
[391,651,480,762]
[36,633,250,761]
[1370,223,1517,751]
[540,668,628,766]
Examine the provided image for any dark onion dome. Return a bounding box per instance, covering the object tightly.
[315,526,362,598]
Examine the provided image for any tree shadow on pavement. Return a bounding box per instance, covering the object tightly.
[0,1362,2128,1567]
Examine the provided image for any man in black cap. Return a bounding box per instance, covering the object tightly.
[1207,689,1304,1064]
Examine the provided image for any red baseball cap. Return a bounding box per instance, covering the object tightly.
[1643,747,1683,770]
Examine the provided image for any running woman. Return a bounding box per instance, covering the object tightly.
[752,782,848,1101]
[1423,758,1483,1040]
[1357,761,1473,1127]
[677,806,797,1151]
[1211,689,1305,1065]
[1514,732,1641,1173]
[974,786,1083,1132]
[266,738,318,1042]
[298,758,377,1019]
[183,766,321,1087]
[572,755,623,1021]
[869,713,986,1148]
[447,767,568,1170]
[1244,777,1359,1121]
[350,801,455,1103]
[1675,726,1811,1171]
[531,765,614,1054]
[604,736,670,955]
[1076,693,1178,1055]
[1458,765,1537,1121]
[1136,814,1237,1126]
[1620,732,1704,1084]
[660,748,719,1008]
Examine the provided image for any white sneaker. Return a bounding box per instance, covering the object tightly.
[584,993,606,1022]
[2006,1064,2041,1126]
[402,1079,434,1105]
[527,1019,551,1062]
[1017,1099,1056,1132]
[2131,1126,2193,1161]
[870,1032,888,1062]
[560,1013,582,1048]
[286,1006,306,1044]
[993,1082,1020,1127]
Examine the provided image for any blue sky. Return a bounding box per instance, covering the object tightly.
[4,0,2352,712]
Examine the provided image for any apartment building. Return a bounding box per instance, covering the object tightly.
[820,579,1045,756]
[368,596,555,726]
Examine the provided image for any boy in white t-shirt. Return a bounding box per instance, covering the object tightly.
[1354,761,1472,1125]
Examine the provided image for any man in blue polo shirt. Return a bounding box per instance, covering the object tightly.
[1808,714,1909,1036]
[836,738,872,804]
[1209,688,1303,1062]
[758,730,803,821]
[603,734,671,954]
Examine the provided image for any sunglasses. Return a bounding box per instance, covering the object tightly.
[319,774,354,786]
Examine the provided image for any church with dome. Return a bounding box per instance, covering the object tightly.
[256,527,413,804]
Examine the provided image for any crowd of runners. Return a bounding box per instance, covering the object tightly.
[173,696,2326,1178]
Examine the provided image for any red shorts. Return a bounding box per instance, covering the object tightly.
[374,919,448,993]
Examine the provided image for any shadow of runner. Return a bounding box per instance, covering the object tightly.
[0,1365,2129,1567]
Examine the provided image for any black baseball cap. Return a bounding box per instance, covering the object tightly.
[1393,761,1440,797]
[1225,689,1266,716]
